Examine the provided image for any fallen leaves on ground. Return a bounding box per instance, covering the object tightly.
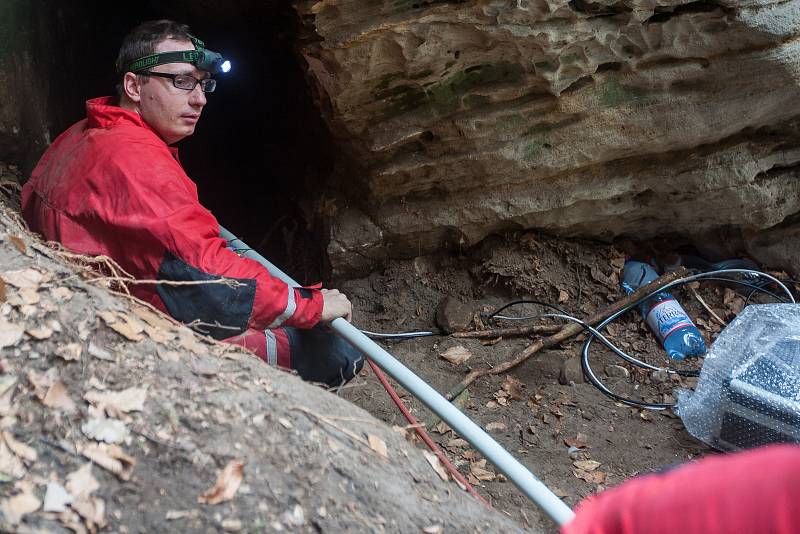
[98,310,145,342]
[43,481,74,513]
[84,387,147,419]
[0,484,40,526]
[0,319,24,349]
[468,459,496,483]
[198,460,244,505]
[573,468,607,485]
[0,438,27,479]
[573,459,600,471]
[501,376,525,400]
[1,268,43,289]
[422,451,449,482]
[66,463,106,532]
[43,380,77,413]
[2,432,37,463]
[80,443,136,481]
[564,433,589,449]
[439,345,472,365]
[485,421,507,432]
[81,417,130,444]
[367,435,388,459]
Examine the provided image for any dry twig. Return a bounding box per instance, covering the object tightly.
[452,324,561,339]
[690,287,727,326]
[445,268,689,400]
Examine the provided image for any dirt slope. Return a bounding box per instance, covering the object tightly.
[0,188,524,532]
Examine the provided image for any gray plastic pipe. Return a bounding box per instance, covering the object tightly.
[220,226,576,527]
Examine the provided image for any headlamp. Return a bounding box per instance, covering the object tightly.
[123,35,232,75]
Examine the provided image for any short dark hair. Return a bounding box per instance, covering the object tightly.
[115,20,193,96]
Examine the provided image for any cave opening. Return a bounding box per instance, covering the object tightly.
[16,1,336,285]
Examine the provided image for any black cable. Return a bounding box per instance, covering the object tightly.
[486,299,570,320]
[581,270,795,410]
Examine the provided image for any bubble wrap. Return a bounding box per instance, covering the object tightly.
[676,304,800,451]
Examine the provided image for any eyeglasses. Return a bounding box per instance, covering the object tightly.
[139,71,217,93]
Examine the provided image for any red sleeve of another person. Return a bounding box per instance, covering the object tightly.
[561,445,800,534]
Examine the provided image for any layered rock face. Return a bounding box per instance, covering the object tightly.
[294,0,800,275]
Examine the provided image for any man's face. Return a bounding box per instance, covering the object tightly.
[135,39,209,145]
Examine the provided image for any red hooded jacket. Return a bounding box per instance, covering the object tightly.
[22,97,323,338]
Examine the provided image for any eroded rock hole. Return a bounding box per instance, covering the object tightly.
[7,1,336,285]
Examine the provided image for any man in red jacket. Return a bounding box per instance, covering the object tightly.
[22,20,363,387]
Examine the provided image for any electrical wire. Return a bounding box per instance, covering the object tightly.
[487,299,570,320]
[360,329,438,339]
[367,360,491,506]
[579,269,796,410]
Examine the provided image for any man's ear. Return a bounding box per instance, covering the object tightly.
[122,72,143,103]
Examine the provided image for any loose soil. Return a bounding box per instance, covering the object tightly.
[337,230,790,532]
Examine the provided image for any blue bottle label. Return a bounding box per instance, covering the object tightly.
[645,299,693,343]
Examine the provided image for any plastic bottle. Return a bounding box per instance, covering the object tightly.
[622,260,707,360]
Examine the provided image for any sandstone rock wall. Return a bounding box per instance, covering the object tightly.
[294,0,800,275]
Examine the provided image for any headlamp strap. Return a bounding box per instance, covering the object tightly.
[125,50,201,73]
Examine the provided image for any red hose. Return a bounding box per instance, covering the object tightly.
[367,360,491,507]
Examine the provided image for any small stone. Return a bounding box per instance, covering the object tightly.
[435,297,473,334]
[651,370,670,384]
[604,364,630,379]
[559,355,585,385]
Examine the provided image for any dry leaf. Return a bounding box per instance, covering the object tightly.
[8,235,26,254]
[50,286,74,301]
[26,326,53,340]
[433,421,451,434]
[67,463,100,500]
[2,432,37,462]
[43,481,74,513]
[132,307,174,330]
[178,328,205,354]
[57,342,82,362]
[27,369,56,401]
[87,342,114,362]
[81,417,130,444]
[485,421,507,432]
[501,376,525,400]
[0,320,24,349]
[0,487,40,526]
[0,278,5,303]
[277,418,292,429]
[107,320,143,342]
[198,460,244,505]
[367,435,388,459]
[564,433,589,449]
[80,443,135,481]
[84,387,147,416]
[71,495,107,532]
[19,287,40,305]
[1,269,43,289]
[573,469,607,485]
[439,345,472,365]
[166,510,199,520]
[43,380,77,413]
[423,451,449,482]
[558,289,570,303]
[0,375,17,417]
[0,440,26,479]
[573,460,601,471]
[470,459,496,482]
[144,325,171,344]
